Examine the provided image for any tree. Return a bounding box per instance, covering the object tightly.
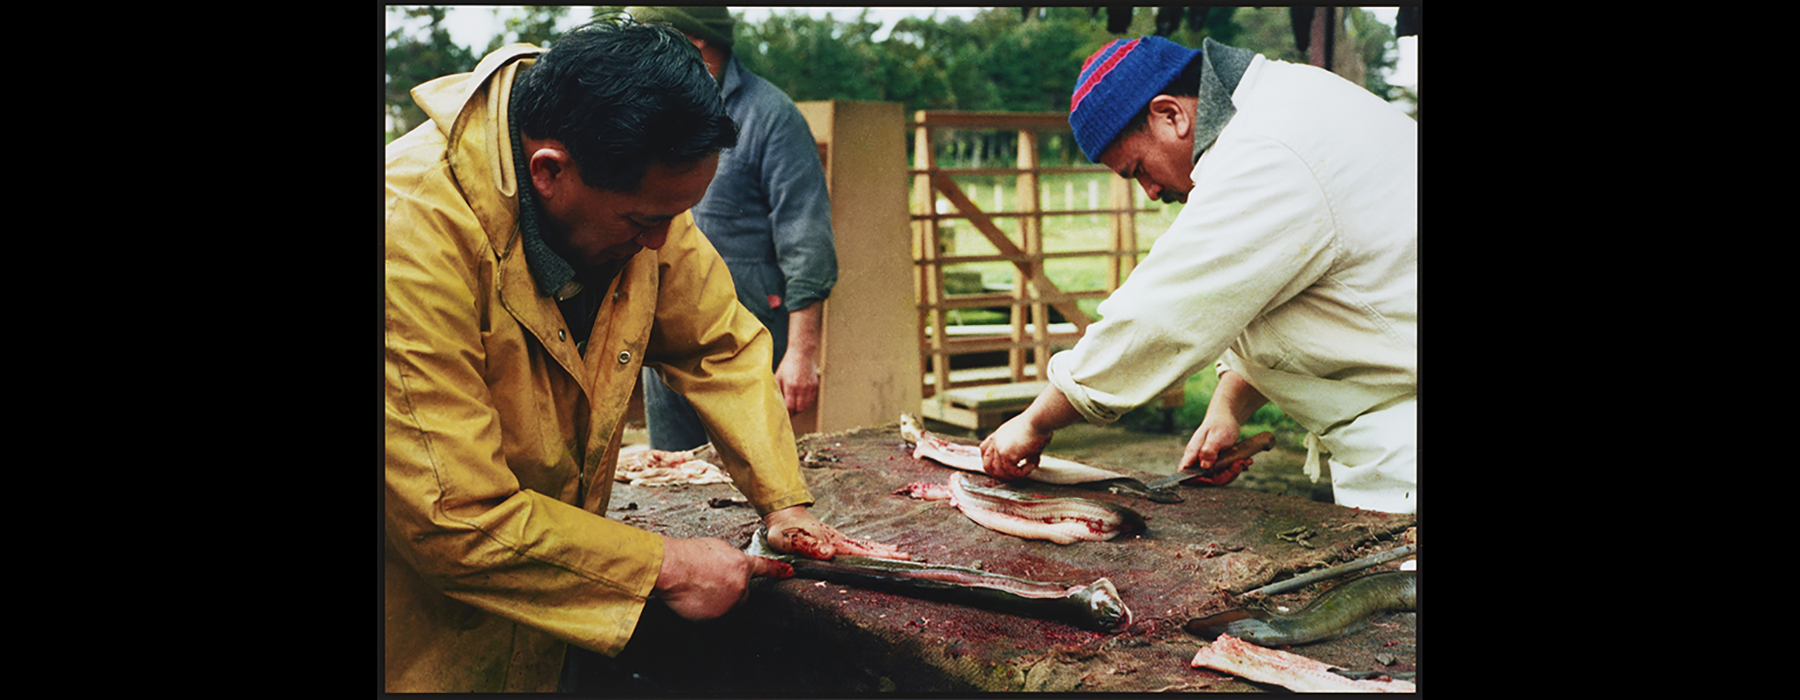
[381,7,1410,147]
[1342,9,1405,106]
[736,10,883,103]
[384,6,477,142]
[486,6,571,54]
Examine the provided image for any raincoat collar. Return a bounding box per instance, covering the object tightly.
[410,43,544,256]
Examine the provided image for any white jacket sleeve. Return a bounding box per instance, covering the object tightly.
[1048,133,1339,424]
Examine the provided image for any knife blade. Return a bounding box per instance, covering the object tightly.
[1145,431,1275,490]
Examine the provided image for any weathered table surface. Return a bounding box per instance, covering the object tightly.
[606,423,1418,693]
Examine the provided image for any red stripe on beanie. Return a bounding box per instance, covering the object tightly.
[1071,38,1140,112]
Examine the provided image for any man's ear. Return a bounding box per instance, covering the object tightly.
[1147,95,1192,141]
[528,146,574,200]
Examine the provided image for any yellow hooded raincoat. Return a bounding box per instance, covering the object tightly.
[383,45,814,692]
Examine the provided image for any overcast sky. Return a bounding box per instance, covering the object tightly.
[388,6,1416,89]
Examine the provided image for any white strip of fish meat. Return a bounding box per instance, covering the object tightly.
[900,413,1127,484]
[1189,634,1417,693]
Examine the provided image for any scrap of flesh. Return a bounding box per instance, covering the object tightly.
[899,413,1127,484]
[898,473,1147,544]
[1189,634,1417,693]
[614,443,732,486]
[775,525,911,561]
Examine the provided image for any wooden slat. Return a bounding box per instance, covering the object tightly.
[918,292,1108,312]
[911,111,1072,130]
[941,381,1051,409]
[914,251,1137,265]
[925,323,1077,337]
[929,171,1092,332]
[923,379,1188,430]
[908,166,1114,176]
[912,207,1157,220]
[920,333,1083,356]
[913,114,950,401]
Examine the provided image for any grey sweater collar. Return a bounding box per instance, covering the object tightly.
[509,86,584,301]
[1191,38,1256,163]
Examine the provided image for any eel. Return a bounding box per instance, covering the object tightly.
[1190,633,1417,693]
[898,473,1148,545]
[899,414,1180,503]
[745,528,1133,632]
[1184,571,1416,646]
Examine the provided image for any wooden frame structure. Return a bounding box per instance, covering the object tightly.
[910,111,1162,429]
[787,101,920,436]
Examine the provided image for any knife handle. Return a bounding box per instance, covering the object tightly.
[1152,431,1275,488]
[1212,431,1275,466]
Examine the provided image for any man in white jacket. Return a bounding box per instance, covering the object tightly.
[979,36,1417,514]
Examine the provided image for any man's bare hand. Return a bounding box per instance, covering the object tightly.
[776,303,824,415]
[1177,371,1268,486]
[1179,419,1254,486]
[654,536,792,621]
[763,506,909,560]
[773,352,820,415]
[979,414,1051,480]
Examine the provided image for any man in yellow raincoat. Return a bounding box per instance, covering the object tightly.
[384,18,889,692]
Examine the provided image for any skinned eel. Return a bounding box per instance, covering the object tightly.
[1184,571,1416,646]
[899,414,1179,503]
[745,528,1133,632]
[898,473,1148,545]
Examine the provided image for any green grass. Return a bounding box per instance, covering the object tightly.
[1114,370,1304,442]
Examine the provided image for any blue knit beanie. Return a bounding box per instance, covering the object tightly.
[1069,36,1203,163]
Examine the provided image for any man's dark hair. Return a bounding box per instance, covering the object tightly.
[512,16,738,192]
[1117,55,1205,140]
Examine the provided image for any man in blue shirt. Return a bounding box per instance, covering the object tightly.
[628,6,839,451]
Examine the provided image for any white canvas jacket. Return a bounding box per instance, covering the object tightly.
[1048,54,1417,512]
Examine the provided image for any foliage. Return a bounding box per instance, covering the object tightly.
[1344,9,1402,102]
[384,6,1410,144]
[384,6,477,141]
[735,10,887,103]
[1169,366,1303,439]
[484,5,570,54]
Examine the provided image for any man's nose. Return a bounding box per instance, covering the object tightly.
[635,226,670,250]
